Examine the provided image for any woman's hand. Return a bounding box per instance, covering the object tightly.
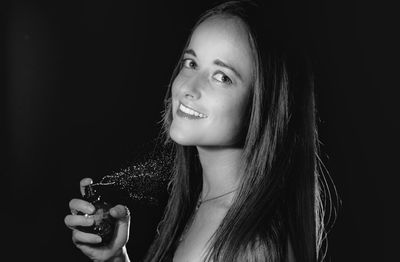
[64,178,131,262]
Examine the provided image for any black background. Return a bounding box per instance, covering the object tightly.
[3,0,392,261]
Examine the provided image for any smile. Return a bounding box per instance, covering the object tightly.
[177,103,208,119]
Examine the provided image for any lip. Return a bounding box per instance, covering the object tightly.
[176,102,208,120]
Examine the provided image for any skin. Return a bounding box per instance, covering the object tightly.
[64,15,254,262]
[169,16,252,147]
[170,16,254,261]
[65,178,131,262]
[169,15,253,208]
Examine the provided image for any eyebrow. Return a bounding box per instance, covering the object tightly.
[183,49,196,57]
[213,59,242,81]
[183,49,243,81]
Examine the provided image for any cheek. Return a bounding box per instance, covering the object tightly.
[170,78,181,111]
[208,94,249,143]
[219,93,248,124]
[171,79,178,100]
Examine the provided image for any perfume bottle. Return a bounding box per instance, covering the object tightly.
[77,184,116,245]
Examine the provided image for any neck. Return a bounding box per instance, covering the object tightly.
[196,146,243,201]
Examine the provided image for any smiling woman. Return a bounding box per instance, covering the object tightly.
[64,1,333,261]
[169,15,252,147]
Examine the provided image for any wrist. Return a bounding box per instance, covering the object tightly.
[105,246,130,262]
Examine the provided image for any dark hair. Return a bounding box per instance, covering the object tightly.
[145,1,332,261]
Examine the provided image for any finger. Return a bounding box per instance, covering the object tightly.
[69,199,95,214]
[80,178,93,196]
[72,229,102,245]
[64,214,94,229]
[110,205,130,222]
[110,205,131,245]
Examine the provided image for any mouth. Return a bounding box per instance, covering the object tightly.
[176,102,208,119]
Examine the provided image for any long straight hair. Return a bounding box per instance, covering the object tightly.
[145,1,331,261]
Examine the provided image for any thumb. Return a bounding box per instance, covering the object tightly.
[110,205,130,223]
[109,205,130,246]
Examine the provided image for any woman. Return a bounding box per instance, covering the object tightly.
[65,1,330,261]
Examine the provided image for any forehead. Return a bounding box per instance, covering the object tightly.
[188,16,253,82]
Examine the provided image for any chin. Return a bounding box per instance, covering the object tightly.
[169,123,241,147]
[169,127,194,146]
[169,129,211,146]
[170,137,200,146]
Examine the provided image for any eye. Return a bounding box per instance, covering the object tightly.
[213,72,233,85]
[182,58,197,69]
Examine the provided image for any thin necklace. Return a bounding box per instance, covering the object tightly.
[179,189,238,243]
[196,188,237,209]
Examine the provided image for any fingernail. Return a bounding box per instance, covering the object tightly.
[96,236,102,243]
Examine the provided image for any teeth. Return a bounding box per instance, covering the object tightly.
[179,103,207,118]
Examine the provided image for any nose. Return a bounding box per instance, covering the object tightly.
[181,73,203,100]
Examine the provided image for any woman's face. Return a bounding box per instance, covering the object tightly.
[169,16,254,147]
